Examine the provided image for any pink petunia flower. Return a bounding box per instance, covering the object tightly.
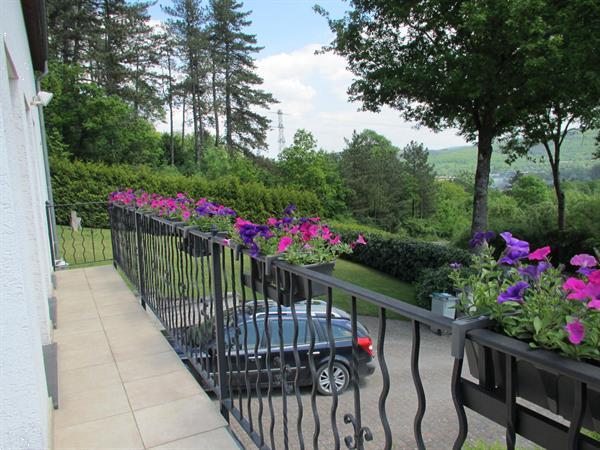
[565,319,585,345]
[587,299,600,310]
[356,234,367,245]
[528,246,550,261]
[588,270,600,285]
[267,218,278,226]
[277,236,293,254]
[329,235,341,245]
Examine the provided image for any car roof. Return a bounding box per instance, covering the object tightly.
[230,299,351,322]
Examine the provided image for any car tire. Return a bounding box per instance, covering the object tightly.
[316,361,349,395]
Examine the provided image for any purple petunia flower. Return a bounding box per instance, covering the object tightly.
[565,319,585,345]
[517,262,551,281]
[283,204,296,216]
[498,281,530,304]
[499,232,530,265]
[449,262,462,270]
[469,231,496,248]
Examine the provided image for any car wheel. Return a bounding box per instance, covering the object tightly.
[316,362,349,395]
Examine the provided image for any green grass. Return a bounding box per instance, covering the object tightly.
[331,259,417,318]
[56,226,112,267]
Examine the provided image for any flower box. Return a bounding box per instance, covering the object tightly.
[465,337,600,433]
[178,227,227,258]
[242,257,336,304]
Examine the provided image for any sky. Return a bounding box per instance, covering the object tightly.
[150,0,469,157]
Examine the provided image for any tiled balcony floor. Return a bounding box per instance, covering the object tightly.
[53,265,239,450]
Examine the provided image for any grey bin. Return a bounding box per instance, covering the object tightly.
[430,292,458,334]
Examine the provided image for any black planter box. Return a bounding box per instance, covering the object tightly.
[465,339,600,432]
[179,228,227,257]
[242,258,336,304]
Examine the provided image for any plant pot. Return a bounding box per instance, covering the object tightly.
[465,339,600,432]
[242,258,335,304]
[179,229,227,257]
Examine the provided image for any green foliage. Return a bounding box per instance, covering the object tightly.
[401,141,437,218]
[340,130,409,232]
[330,224,471,284]
[414,266,455,310]
[50,158,322,228]
[277,129,347,216]
[508,174,549,206]
[43,63,162,164]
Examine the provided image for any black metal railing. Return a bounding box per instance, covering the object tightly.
[109,204,600,450]
[46,201,112,269]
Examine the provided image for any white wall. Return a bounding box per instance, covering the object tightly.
[0,1,54,448]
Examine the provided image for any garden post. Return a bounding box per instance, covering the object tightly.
[134,211,146,310]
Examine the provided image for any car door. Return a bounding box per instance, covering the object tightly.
[225,318,264,389]
[264,318,310,388]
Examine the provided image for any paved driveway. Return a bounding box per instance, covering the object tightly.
[223,316,535,449]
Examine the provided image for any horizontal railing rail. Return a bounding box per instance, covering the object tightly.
[109,204,600,450]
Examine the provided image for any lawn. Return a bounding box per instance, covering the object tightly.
[55,226,112,267]
[331,259,417,318]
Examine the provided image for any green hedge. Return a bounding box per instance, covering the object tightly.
[330,222,471,284]
[51,158,322,228]
[414,266,456,309]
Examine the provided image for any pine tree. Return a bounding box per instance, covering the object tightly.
[401,141,437,218]
[163,0,210,165]
[209,0,276,155]
[46,0,99,64]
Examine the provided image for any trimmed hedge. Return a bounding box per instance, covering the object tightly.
[414,266,455,309]
[51,158,322,228]
[330,222,471,284]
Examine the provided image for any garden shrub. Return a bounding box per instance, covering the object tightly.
[330,222,471,284]
[414,266,455,309]
[51,158,322,228]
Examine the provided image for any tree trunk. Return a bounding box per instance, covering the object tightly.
[224,43,233,152]
[192,83,199,165]
[212,63,220,146]
[167,55,174,166]
[181,94,185,152]
[471,127,494,234]
[550,140,565,232]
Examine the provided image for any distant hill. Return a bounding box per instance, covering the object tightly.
[429,130,599,187]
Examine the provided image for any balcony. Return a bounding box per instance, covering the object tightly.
[47,203,600,450]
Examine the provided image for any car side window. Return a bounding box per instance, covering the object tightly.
[227,319,263,351]
[331,323,353,340]
[265,319,308,347]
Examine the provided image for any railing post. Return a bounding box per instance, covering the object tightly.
[134,211,146,310]
[45,201,57,271]
[211,228,229,421]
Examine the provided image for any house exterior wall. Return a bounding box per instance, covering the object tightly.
[0,1,54,448]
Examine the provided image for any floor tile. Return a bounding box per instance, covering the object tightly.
[58,346,114,372]
[110,334,173,362]
[148,427,239,450]
[97,301,145,318]
[124,370,202,410]
[117,351,185,383]
[55,330,109,353]
[54,383,131,429]
[54,317,103,337]
[101,312,156,331]
[134,395,227,448]
[54,412,144,450]
[59,362,121,396]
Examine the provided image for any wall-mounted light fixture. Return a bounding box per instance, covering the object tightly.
[30,91,53,107]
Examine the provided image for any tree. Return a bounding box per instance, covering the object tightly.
[319,0,553,234]
[340,130,408,231]
[164,0,210,165]
[401,141,437,218]
[277,130,346,216]
[46,0,99,64]
[209,0,276,155]
[43,63,162,165]
[508,175,549,208]
[501,0,600,232]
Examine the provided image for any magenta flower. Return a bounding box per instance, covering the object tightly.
[321,226,331,240]
[267,218,278,226]
[565,319,585,345]
[356,234,367,245]
[182,210,191,221]
[498,281,529,304]
[589,270,600,285]
[277,236,293,254]
[528,246,551,261]
[329,235,341,245]
[570,253,598,276]
[587,299,600,310]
